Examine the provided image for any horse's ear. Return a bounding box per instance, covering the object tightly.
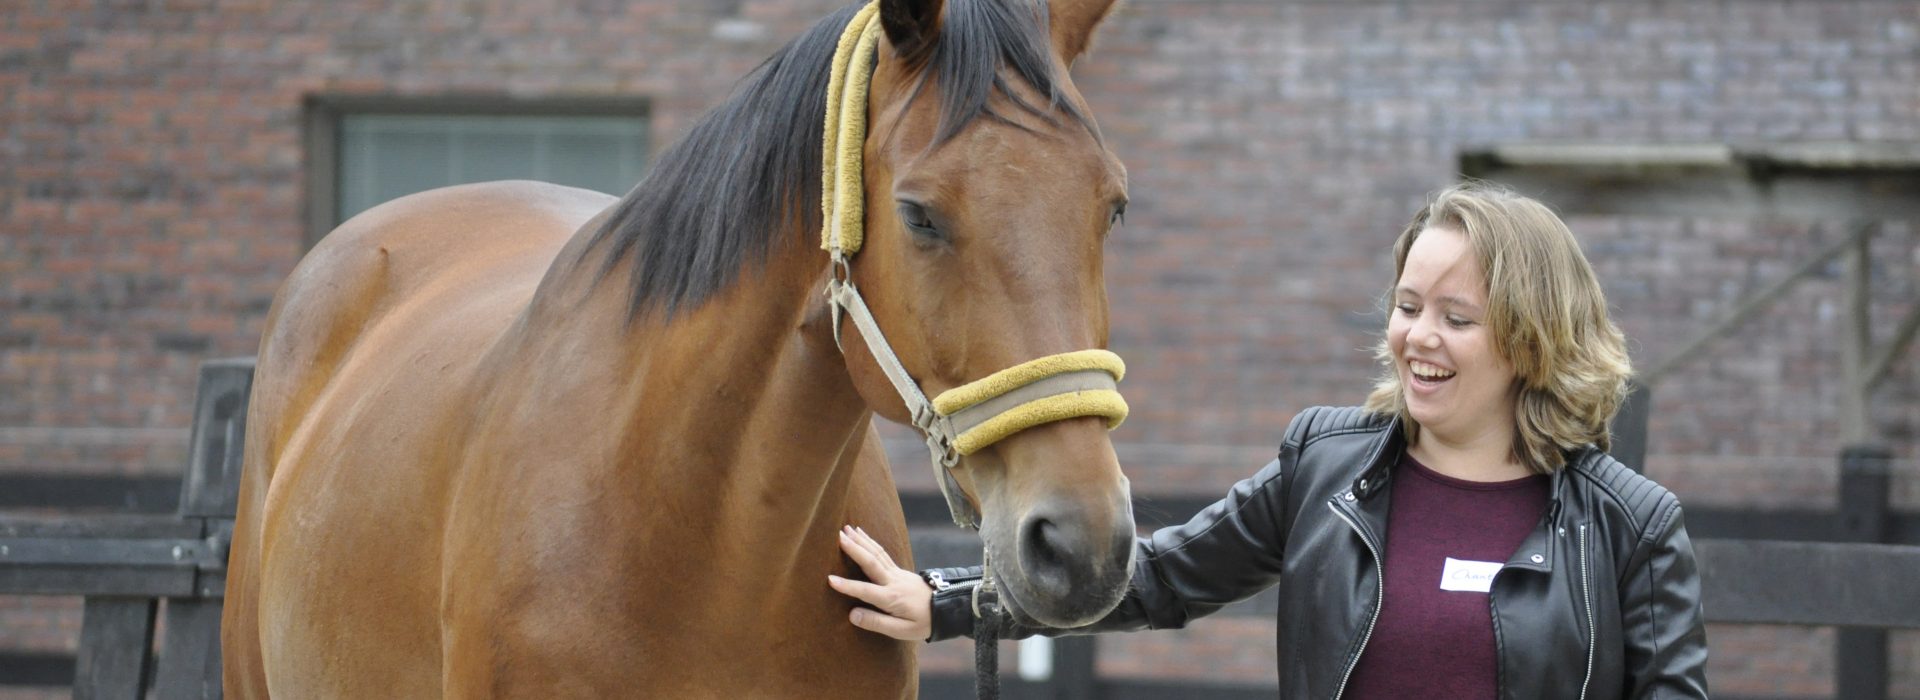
[1049,0,1122,65]
[879,0,944,64]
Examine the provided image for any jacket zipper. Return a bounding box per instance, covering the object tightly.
[1578,523,1595,700]
[1328,500,1384,700]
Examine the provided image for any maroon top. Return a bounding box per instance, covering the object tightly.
[1343,453,1550,699]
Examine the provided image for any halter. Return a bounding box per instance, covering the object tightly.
[821,3,1129,530]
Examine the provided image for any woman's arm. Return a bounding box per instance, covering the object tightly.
[1620,498,1711,698]
[831,406,1333,643]
[833,452,1302,642]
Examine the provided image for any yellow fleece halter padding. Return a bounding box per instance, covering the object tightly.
[932,349,1126,415]
[821,3,881,255]
[950,391,1129,456]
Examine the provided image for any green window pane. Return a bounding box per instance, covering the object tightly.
[457,130,539,184]
[547,132,626,193]
[367,128,450,213]
[336,113,647,225]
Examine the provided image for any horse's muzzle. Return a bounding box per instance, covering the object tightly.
[997,495,1136,628]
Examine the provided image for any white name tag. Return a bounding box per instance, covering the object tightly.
[1439,557,1503,593]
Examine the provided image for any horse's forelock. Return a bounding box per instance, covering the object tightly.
[921,0,1092,145]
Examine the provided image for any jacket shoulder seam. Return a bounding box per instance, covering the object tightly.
[1291,406,1390,450]
[1643,497,1683,546]
[1566,456,1672,540]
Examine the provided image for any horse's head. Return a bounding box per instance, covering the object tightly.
[836,0,1133,628]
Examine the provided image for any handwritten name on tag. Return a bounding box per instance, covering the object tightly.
[1439,557,1503,593]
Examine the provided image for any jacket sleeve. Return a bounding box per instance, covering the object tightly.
[925,408,1317,642]
[1619,497,1711,698]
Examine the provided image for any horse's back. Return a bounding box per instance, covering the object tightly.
[247,180,613,470]
[223,181,615,699]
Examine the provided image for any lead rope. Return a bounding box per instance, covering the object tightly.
[972,562,1000,700]
[974,615,999,700]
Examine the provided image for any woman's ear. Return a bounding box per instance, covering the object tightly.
[880,0,944,65]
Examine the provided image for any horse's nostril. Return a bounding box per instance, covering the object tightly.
[1023,517,1066,569]
[1006,505,1136,626]
[1017,515,1080,599]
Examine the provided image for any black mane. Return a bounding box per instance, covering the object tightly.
[587,0,1091,319]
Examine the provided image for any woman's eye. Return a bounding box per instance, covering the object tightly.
[1396,303,1418,316]
[1446,315,1473,328]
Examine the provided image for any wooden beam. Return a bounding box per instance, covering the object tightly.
[179,358,255,520]
[1840,226,1873,443]
[1862,301,1920,390]
[0,565,198,598]
[153,599,225,699]
[1641,224,1870,386]
[73,598,156,700]
[1461,144,1920,219]
[1693,539,1920,628]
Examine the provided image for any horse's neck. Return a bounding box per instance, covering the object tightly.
[502,233,875,559]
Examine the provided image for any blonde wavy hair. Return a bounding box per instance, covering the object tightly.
[1363,182,1633,474]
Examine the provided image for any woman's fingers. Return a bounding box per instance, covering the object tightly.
[848,606,923,641]
[830,524,934,641]
[827,574,891,607]
[846,526,893,564]
[839,527,902,580]
[850,526,892,562]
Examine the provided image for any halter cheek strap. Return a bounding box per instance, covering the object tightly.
[820,4,1129,530]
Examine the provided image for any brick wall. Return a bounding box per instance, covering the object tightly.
[2,0,1916,696]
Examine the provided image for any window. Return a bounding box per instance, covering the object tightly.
[305,96,650,247]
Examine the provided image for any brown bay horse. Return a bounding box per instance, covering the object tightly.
[223,0,1131,696]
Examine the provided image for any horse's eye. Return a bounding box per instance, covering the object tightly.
[1109,201,1128,228]
[896,201,943,242]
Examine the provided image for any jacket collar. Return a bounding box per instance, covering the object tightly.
[1331,417,1403,547]
[1343,417,1588,575]
[1347,415,1401,501]
[1505,447,1600,573]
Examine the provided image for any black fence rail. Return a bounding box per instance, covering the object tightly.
[0,358,249,699]
[1,360,1916,699]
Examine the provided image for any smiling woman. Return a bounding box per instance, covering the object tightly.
[1368,184,1634,480]
[832,181,1710,699]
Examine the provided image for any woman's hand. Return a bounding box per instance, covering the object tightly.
[828,525,933,641]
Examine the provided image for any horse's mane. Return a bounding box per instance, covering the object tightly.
[587,0,1092,320]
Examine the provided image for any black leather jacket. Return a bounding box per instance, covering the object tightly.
[928,406,1710,698]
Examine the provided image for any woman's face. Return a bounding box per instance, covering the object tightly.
[1387,226,1518,444]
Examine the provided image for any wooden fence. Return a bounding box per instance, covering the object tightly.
[0,358,248,699]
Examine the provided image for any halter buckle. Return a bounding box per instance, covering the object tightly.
[925,430,961,469]
[825,253,853,350]
[912,409,961,467]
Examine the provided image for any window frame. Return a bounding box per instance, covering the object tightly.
[302,94,651,249]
